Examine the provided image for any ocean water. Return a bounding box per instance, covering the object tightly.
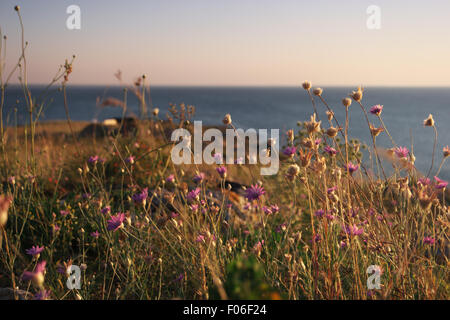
[2,85,450,180]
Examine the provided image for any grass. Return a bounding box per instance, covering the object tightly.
[0,6,448,300]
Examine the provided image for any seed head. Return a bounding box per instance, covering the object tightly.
[14,5,20,11]
[286,129,294,143]
[299,148,313,167]
[313,88,323,96]
[222,114,232,125]
[369,123,384,137]
[286,164,300,181]
[305,113,321,134]
[326,126,339,138]
[302,81,311,90]
[342,97,352,108]
[423,114,435,127]
[350,87,363,102]
[443,146,450,158]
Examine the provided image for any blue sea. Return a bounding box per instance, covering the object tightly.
[3,85,450,180]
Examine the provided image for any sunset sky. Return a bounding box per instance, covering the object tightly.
[1,0,450,86]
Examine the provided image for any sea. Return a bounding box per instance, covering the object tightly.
[2,85,450,180]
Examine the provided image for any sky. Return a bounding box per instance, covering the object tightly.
[1,0,450,86]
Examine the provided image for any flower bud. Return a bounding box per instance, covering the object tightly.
[302,81,311,90]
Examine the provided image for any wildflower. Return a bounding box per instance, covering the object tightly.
[60,210,70,216]
[418,177,431,186]
[125,156,135,164]
[262,206,272,215]
[342,97,352,108]
[326,126,339,138]
[324,145,338,156]
[423,237,435,245]
[350,87,363,102]
[26,246,45,258]
[52,224,61,235]
[82,193,91,200]
[314,209,324,217]
[101,206,111,215]
[418,190,435,211]
[283,146,296,157]
[34,290,51,300]
[189,204,199,211]
[276,224,287,233]
[326,214,335,221]
[327,186,337,194]
[107,213,126,232]
[216,166,227,179]
[302,81,311,90]
[270,204,279,214]
[166,174,175,183]
[132,188,148,206]
[173,273,184,283]
[434,176,448,189]
[344,225,364,236]
[346,162,359,174]
[222,114,232,125]
[394,146,409,158]
[90,231,100,238]
[340,241,347,249]
[305,114,321,134]
[245,184,265,201]
[253,240,264,257]
[187,188,201,202]
[0,195,12,228]
[88,155,99,164]
[423,114,435,127]
[370,105,383,116]
[443,146,450,158]
[313,234,321,243]
[193,172,205,183]
[195,235,205,243]
[7,176,15,185]
[57,260,73,275]
[369,123,384,137]
[313,87,323,96]
[22,261,46,287]
[286,129,294,143]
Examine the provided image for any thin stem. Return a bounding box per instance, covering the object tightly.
[426,125,438,178]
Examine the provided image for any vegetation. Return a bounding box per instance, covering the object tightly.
[0,6,448,300]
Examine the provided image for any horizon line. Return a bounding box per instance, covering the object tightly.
[6,83,450,89]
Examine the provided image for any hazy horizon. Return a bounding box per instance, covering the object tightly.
[1,0,450,87]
